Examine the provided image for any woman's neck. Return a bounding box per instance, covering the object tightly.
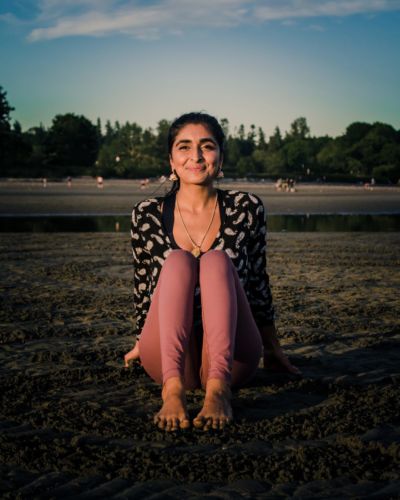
[175,184,217,214]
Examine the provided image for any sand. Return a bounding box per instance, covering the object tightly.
[1,178,400,215]
[1,230,400,498]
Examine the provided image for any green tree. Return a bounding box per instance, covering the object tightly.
[237,155,256,177]
[24,124,49,176]
[0,86,14,131]
[247,124,256,144]
[0,87,32,176]
[268,127,283,151]
[97,122,164,178]
[95,118,103,148]
[237,124,245,141]
[257,127,267,149]
[287,117,310,140]
[104,120,115,143]
[264,150,286,175]
[251,148,268,173]
[46,113,99,176]
[220,118,229,139]
[0,86,14,171]
[317,139,346,173]
[346,122,399,176]
[284,139,312,173]
[343,122,373,146]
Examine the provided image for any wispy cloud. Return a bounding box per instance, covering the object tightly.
[26,0,251,41]
[1,0,400,41]
[254,0,400,21]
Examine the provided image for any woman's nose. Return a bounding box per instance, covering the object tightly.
[192,147,204,162]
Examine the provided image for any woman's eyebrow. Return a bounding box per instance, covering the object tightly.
[175,139,191,146]
[199,137,217,144]
[175,137,217,146]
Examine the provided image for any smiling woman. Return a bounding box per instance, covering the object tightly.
[124,112,301,432]
[171,126,221,181]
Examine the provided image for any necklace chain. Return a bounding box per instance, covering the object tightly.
[176,192,218,257]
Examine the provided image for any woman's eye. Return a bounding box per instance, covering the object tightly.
[203,144,216,150]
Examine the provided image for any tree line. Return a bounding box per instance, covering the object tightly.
[1,86,399,183]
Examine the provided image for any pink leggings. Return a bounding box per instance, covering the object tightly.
[139,249,263,390]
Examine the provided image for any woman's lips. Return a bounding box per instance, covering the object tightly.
[187,167,206,173]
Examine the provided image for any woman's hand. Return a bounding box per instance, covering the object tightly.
[263,347,301,375]
[124,342,140,368]
[260,325,302,376]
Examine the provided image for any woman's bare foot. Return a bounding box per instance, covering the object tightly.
[193,378,232,430]
[124,342,140,368]
[153,377,191,431]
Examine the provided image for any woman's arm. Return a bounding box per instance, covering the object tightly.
[131,206,151,341]
[247,195,301,375]
[259,324,301,375]
[246,194,275,327]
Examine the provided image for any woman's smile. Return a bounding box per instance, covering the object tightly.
[187,165,207,173]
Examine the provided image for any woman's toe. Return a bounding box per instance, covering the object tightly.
[212,418,220,430]
[180,418,191,429]
[193,416,205,428]
[219,418,229,429]
[157,418,166,430]
[169,418,180,432]
[203,417,213,431]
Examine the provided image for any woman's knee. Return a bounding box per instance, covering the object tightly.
[199,250,232,278]
[160,249,198,285]
[163,249,197,271]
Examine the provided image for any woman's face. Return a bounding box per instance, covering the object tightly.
[169,123,222,186]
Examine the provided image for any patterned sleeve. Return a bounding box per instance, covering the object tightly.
[247,194,275,327]
[131,205,151,341]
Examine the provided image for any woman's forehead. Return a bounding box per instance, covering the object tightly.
[174,123,216,142]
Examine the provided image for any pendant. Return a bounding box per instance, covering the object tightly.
[191,246,201,258]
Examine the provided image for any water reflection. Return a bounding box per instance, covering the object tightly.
[0,214,399,232]
[267,214,400,232]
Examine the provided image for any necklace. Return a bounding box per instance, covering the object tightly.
[176,191,218,258]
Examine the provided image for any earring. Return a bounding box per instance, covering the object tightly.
[217,169,224,179]
[169,172,178,181]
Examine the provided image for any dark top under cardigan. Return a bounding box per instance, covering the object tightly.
[131,189,275,341]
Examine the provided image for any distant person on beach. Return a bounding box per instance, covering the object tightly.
[67,176,72,188]
[124,112,300,432]
[96,176,104,189]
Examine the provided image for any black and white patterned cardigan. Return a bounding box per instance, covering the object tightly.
[131,189,275,340]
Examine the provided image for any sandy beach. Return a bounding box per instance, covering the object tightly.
[1,178,399,215]
[1,184,400,498]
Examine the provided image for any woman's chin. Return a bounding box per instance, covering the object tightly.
[185,180,214,187]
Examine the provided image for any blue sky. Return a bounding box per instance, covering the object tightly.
[1,0,400,138]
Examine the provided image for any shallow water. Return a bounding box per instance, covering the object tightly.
[1,213,400,232]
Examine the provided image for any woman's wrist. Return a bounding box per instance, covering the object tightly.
[261,325,285,355]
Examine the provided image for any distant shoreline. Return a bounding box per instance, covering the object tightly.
[1,177,400,189]
[1,179,399,216]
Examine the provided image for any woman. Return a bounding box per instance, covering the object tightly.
[124,112,300,432]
